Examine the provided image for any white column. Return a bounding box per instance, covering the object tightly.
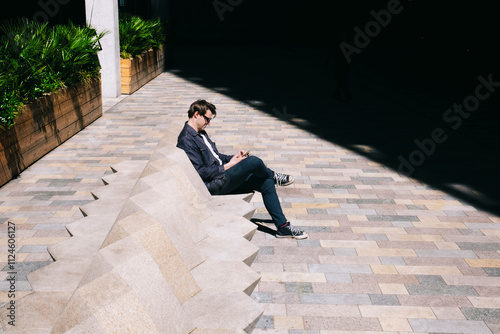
[85,0,121,98]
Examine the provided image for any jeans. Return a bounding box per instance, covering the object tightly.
[217,156,287,228]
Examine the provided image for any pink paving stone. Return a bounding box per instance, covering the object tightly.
[271,292,301,304]
[444,235,500,243]
[475,251,500,259]
[458,267,489,276]
[475,286,500,297]
[24,253,54,261]
[287,304,361,317]
[273,247,333,256]
[256,282,286,293]
[351,274,419,284]
[487,323,500,334]
[311,232,367,240]
[439,216,493,223]
[377,241,438,250]
[257,254,321,264]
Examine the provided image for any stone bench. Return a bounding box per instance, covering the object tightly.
[0,121,262,333]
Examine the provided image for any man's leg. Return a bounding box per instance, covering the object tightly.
[218,156,308,239]
[230,174,287,228]
[218,156,273,195]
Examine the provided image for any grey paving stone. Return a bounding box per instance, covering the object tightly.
[327,208,377,215]
[301,226,330,233]
[307,208,327,214]
[459,229,485,236]
[416,275,447,285]
[364,234,388,241]
[347,199,395,204]
[1,261,52,281]
[18,245,49,253]
[309,264,372,274]
[290,330,320,334]
[0,280,32,291]
[484,268,500,277]
[301,293,371,305]
[380,256,406,265]
[259,246,274,255]
[306,165,345,169]
[255,315,274,329]
[415,249,478,258]
[462,308,500,323]
[367,215,420,221]
[457,242,500,251]
[406,283,478,297]
[351,177,394,184]
[333,248,357,256]
[465,223,500,230]
[406,204,427,210]
[325,273,352,283]
[286,282,313,293]
[37,178,82,186]
[362,169,380,173]
[26,191,76,197]
[392,221,414,227]
[251,292,272,303]
[311,184,355,189]
[298,239,321,247]
[369,294,400,305]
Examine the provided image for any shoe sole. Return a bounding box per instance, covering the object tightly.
[277,175,295,187]
[276,232,308,240]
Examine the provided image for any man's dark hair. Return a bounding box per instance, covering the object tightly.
[188,99,217,118]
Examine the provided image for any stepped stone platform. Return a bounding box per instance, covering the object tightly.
[0,122,263,333]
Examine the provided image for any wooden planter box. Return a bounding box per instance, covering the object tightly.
[120,45,165,95]
[0,78,102,187]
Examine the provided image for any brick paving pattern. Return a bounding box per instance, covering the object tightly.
[1,48,500,333]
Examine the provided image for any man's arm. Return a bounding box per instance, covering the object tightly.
[177,137,225,182]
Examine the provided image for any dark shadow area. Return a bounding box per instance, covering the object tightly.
[251,219,278,237]
[1,0,86,26]
[166,0,500,216]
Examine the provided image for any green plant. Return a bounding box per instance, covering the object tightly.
[0,19,105,130]
[119,14,166,59]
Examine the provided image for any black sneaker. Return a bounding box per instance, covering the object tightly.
[276,223,308,239]
[273,172,294,186]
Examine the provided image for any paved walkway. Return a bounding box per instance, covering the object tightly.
[1,47,500,333]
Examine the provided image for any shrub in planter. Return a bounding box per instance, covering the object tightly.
[119,14,168,94]
[119,14,167,59]
[0,19,105,130]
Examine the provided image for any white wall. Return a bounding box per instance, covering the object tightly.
[85,0,121,98]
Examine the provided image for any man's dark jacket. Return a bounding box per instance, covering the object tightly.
[177,122,233,193]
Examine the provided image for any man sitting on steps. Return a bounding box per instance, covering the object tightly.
[177,99,308,239]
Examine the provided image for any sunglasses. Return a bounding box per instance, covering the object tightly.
[202,114,213,123]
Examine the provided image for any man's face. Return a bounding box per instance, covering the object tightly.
[196,110,213,132]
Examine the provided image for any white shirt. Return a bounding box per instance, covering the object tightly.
[200,134,223,165]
